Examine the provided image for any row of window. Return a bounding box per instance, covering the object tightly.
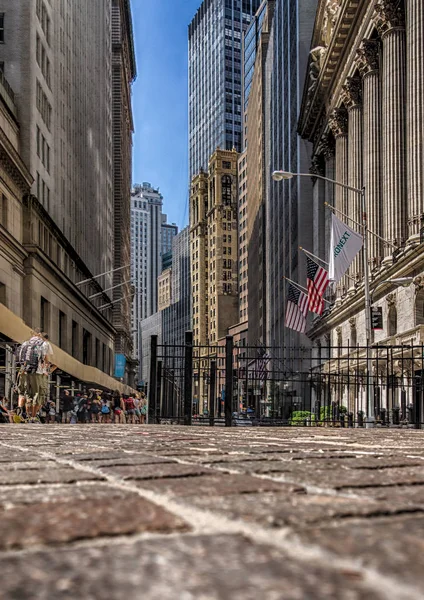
[36,80,52,130]
[36,34,51,88]
[36,126,50,173]
[36,0,51,46]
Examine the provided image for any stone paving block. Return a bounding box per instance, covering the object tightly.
[0,496,189,550]
[291,515,424,588]
[0,469,104,486]
[0,483,135,505]
[0,534,380,600]
[0,460,61,472]
[182,490,424,529]
[102,463,211,480]
[137,473,298,497]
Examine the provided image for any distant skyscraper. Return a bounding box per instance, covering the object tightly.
[131,183,177,374]
[161,217,178,258]
[188,0,261,179]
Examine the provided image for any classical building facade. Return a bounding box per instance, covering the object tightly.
[190,149,239,346]
[188,0,261,178]
[298,0,424,413]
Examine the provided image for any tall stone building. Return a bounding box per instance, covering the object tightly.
[0,69,134,396]
[111,0,137,382]
[298,0,424,413]
[265,0,316,358]
[188,0,261,178]
[0,0,137,391]
[0,0,114,280]
[190,149,239,346]
[245,0,274,346]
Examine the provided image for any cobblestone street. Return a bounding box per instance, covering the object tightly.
[1,426,424,599]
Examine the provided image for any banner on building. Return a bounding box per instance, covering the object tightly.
[328,213,363,284]
[114,354,126,379]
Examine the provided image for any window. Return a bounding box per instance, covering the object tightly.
[0,282,5,305]
[222,175,232,206]
[388,306,397,337]
[0,194,7,228]
[222,161,231,169]
[40,296,49,332]
[72,320,79,359]
[0,13,4,44]
[59,310,66,349]
[83,329,91,366]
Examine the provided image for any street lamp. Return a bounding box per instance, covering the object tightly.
[272,170,373,425]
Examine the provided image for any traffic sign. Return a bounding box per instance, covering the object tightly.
[371,306,383,330]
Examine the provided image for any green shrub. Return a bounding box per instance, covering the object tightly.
[290,411,315,426]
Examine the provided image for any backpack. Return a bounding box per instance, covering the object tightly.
[125,398,135,410]
[101,404,110,414]
[15,338,44,373]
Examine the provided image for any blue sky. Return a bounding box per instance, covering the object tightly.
[131,0,201,230]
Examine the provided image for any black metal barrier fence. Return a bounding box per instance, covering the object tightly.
[148,335,424,428]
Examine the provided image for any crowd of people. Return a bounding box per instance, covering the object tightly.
[0,390,147,425]
[0,328,147,425]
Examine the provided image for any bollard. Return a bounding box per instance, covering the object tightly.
[407,403,415,426]
[347,412,354,428]
[380,407,387,426]
[392,406,400,426]
[340,414,345,428]
[357,412,364,427]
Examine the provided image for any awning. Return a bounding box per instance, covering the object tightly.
[0,304,136,395]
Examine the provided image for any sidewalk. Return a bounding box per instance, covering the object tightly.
[0,426,424,599]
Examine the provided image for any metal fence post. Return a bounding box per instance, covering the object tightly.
[156,360,162,424]
[184,331,193,425]
[148,335,158,424]
[225,335,234,427]
[209,360,216,427]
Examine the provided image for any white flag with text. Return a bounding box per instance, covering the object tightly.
[328,213,363,284]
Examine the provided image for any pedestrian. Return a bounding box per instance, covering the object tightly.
[123,395,136,424]
[90,393,101,423]
[0,397,14,423]
[61,390,73,424]
[77,394,88,423]
[140,393,147,425]
[100,397,111,423]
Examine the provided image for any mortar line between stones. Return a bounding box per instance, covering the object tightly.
[0,440,422,600]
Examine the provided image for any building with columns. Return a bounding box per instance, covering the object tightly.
[298,0,424,414]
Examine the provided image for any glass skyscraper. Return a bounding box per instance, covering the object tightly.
[188,0,261,179]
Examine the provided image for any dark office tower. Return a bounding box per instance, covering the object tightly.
[265,0,317,359]
[188,0,261,179]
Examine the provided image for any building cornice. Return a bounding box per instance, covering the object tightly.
[298,0,369,142]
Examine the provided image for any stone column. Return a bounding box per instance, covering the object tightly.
[328,108,349,217]
[342,75,363,282]
[329,108,349,296]
[310,154,326,262]
[406,0,424,240]
[357,38,382,268]
[375,0,407,254]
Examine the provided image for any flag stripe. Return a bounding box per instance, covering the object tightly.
[306,256,329,315]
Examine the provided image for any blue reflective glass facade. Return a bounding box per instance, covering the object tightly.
[189,0,261,179]
[243,0,267,112]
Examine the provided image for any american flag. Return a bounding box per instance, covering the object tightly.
[285,284,309,333]
[306,256,329,315]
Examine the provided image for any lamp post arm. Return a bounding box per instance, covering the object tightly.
[290,172,363,195]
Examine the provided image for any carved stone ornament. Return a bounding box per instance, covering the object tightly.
[309,154,325,180]
[413,276,424,292]
[328,107,348,138]
[322,0,342,47]
[349,317,356,329]
[342,75,363,109]
[336,325,342,335]
[374,0,405,36]
[317,134,336,160]
[356,39,380,76]
[386,292,397,307]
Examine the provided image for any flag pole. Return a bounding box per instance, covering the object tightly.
[299,247,357,283]
[325,203,396,249]
[283,276,331,306]
[361,187,374,427]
